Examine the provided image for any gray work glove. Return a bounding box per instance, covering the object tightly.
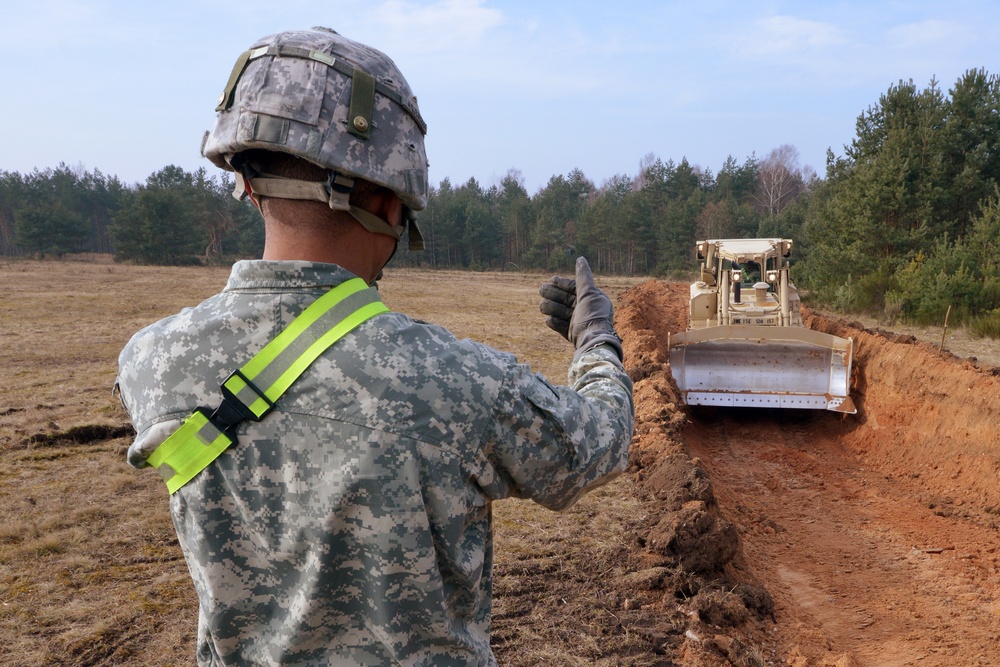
[539,257,623,361]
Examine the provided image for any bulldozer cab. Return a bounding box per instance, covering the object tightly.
[734,260,760,285]
[690,238,799,329]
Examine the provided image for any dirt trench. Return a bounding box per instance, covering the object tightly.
[613,280,1000,666]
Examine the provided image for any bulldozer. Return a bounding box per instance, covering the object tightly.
[667,238,856,413]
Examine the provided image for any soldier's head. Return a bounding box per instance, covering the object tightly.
[202,27,427,251]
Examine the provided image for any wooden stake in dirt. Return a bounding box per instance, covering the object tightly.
[939,304,952,353]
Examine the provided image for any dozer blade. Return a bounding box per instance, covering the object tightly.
[668,325,856,413]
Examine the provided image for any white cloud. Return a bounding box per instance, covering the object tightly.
[369,2,619,99]
[376,0,506,53]
[887,19,965,49]
[735,15,844,58]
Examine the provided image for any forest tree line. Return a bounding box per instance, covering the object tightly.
[1,68,998,333]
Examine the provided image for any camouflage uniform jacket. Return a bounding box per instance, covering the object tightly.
[117,260,634,667]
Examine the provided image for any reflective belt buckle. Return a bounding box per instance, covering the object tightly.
[218,369,276,425]
[148,372,272,496]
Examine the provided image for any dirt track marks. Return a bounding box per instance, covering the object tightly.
[687,407,1000,666]
[616,279,1000,666]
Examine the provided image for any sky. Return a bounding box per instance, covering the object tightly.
[2,0,998,195]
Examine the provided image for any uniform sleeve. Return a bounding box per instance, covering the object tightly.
[478,343,634,511]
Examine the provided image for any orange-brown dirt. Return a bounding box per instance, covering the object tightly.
[612,279,1000,666]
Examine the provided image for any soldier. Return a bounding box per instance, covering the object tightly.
[116,27,633,667]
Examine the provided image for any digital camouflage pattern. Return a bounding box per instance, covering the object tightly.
[201,27,429,212]
[117,261,634,666]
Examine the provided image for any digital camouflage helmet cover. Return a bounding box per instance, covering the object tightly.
[202,27,428,249]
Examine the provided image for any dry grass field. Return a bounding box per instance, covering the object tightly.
[0,258,648,666]
[5,258,997,667]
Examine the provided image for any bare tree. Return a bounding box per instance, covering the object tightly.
[695,201,733,240]
[755,144,804,218]
[634,152,659,189]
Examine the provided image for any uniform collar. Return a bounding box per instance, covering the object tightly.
[224,260,359,291]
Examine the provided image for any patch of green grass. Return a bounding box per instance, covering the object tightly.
[969,309,1000,339]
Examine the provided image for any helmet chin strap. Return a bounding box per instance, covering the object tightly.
[232,168,424,251]
[369,239,399,288]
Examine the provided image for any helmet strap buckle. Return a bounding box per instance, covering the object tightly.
[324,171,355,211]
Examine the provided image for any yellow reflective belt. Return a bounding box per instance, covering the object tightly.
[147,278,389,494]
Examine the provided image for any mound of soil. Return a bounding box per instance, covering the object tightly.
[611,279,1000,666]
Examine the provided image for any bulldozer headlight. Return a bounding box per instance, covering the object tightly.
[731,269,742,283]
[766,270,779,283]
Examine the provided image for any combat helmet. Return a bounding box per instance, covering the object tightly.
[202,27,427,250]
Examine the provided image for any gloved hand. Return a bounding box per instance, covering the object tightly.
[538,274,575,340]
[539,257,622,360]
